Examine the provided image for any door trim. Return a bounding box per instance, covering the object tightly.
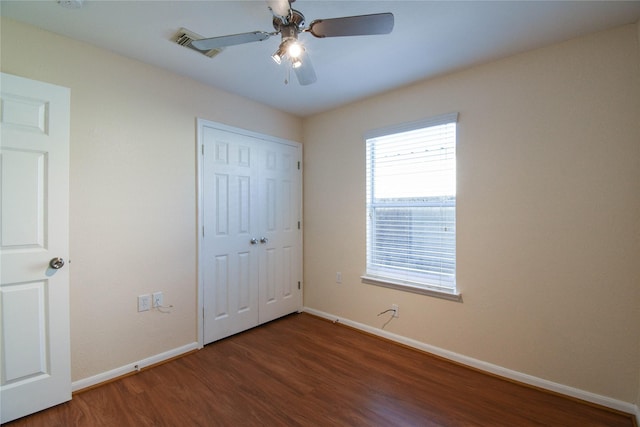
[195,119,302,348]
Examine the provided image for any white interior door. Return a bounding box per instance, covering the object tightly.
[258,142,302,323]
[201,126,260,343]
[199,121,302,345]
[0,73,71,423]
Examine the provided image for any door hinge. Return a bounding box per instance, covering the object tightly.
[202,226,205,237]
[201,144,205,156]
[298,221,301,230]
[297,161,300,170]
[298,281,301,290]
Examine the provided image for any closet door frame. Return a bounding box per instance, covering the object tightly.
[196,119,303,347]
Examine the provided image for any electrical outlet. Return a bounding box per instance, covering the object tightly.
[336,272,342,284]
[138,294,151,312]
[152,291,163,308]
[391,304,399,318]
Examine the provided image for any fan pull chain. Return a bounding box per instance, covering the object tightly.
[284,64,290,85]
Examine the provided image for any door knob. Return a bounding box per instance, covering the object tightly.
[49,257,65,269]
[260,237,268,244]
[250,238,258,245]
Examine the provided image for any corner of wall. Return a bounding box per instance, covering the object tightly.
[637,19,640,57]
[634,18,640,423]
[637,367,640,420]
[636,17,640,421]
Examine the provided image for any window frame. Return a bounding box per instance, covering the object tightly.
[361,113,462,302]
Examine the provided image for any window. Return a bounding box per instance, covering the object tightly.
[362,113,460,300]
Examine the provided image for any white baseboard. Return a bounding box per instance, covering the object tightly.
[303,307,639,420]
[72,342,199,393]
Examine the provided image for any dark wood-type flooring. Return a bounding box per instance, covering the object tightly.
[5,313,635,426]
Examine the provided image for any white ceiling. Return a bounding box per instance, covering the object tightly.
[2,1,640,117]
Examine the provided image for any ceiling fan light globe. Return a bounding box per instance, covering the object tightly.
[292,58,303,68]
[272,44,288,64]
[288,42,303,58]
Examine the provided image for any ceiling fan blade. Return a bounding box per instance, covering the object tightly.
[191,31,271,51]
[308,13,394,38]
[266,0,291,21]
[294,51,317,86]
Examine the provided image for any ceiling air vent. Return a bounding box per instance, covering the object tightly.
[172,28,223,58]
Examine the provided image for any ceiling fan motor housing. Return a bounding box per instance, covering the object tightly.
[273,9,305,35]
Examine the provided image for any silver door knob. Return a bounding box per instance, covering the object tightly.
[250,238,258,245]
[260,237,268,244]
[49,257,65,269]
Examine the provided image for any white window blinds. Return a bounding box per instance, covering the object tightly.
[365,113,457,293]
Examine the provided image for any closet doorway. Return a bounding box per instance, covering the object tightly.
[197,120,302,345]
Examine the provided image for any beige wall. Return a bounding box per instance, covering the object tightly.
[302,23,640,404]
[0,17,302,381]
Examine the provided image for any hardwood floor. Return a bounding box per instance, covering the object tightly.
[5,313,635,426]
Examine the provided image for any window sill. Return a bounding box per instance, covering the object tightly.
[361,275,463,303]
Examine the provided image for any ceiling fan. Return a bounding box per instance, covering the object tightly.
[190,0,394,86]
